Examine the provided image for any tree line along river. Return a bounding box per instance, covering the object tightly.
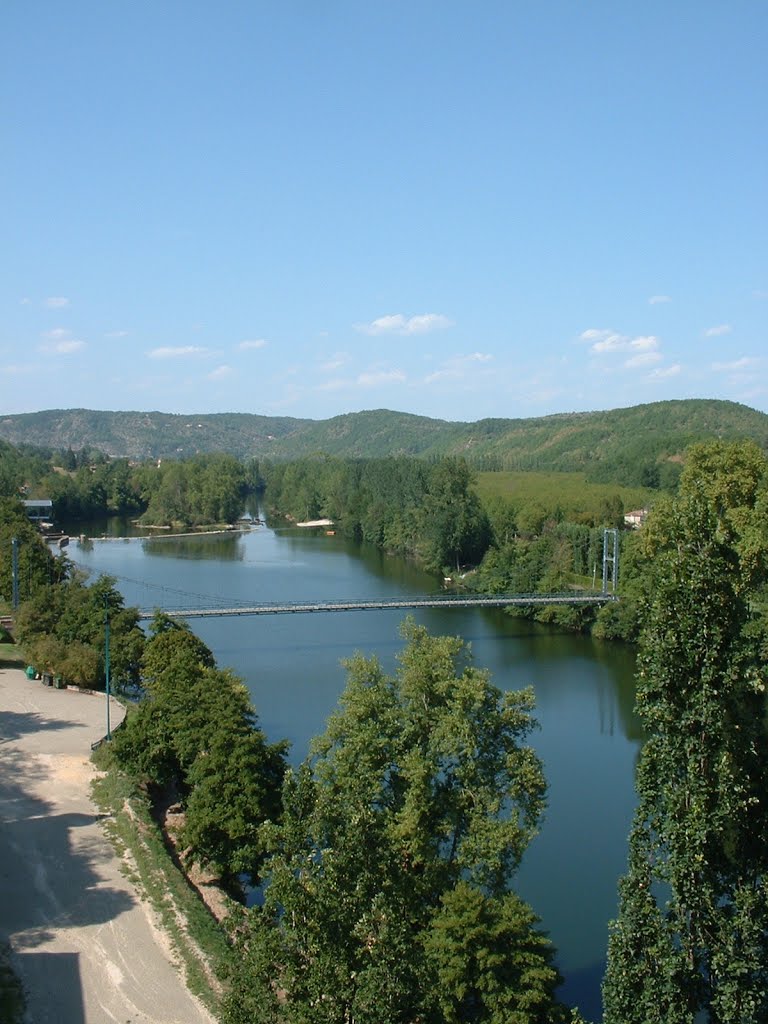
[67,513,643,1021]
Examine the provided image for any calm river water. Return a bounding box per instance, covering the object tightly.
[68,516,642,1020]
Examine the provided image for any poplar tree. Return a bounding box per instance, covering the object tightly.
[603,441,768,1023]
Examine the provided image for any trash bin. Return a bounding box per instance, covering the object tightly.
[42,672,53,686]
[25,665,36,679]
[53,675,65,689]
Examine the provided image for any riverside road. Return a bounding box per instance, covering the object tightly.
[0,666,215,1024]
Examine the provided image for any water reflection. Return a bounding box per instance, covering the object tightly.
[142,534,245,561]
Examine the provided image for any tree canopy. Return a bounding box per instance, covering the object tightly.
[603,440,768,1023]
[226,620,576,1024]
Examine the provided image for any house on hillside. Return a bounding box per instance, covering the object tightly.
[624,508,649,529]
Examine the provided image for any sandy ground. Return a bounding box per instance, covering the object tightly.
[0,666,217,1024]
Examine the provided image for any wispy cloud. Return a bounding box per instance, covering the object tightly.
[648,295,671,305]
[318,366,407,392]
[148,346,208,359]
[39,327,86,354]
[356,313,454,336]
[625,351,662,369]
[356,369,407,387]
[42,327,71,341]
[105,330,130,339]
[319,353,348,373]
[2,362,36,375]
[52,339,86,354]
[581,329,660,359]
[649,364,681,380]
[238,338,267,350]
[425,352,493,384]
[704,324,732,337]
[208,364,233,380]
[44,296,69,308]
[712,356,760,372]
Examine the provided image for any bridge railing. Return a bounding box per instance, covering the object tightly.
[137,590,618,620]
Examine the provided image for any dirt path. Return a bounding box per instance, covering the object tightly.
[0,667,217,1024]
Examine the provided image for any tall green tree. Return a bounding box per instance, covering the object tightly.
[226,621,573,1024]
[603,441,768,1023]
[113,615,287,885]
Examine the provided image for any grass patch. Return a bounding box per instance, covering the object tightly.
[91,744,234,1019]
[0,944,26,1024]
[0,642,25,671]
[474,470,653,518]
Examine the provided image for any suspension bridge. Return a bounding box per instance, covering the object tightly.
[106,529,622,620]
[135,590,618,620]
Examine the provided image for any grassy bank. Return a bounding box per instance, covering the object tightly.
[90,744,236,1019]
[0,944,26,1024]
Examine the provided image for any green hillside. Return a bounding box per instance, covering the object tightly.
[1,400,767,486]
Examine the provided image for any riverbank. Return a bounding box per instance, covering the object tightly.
[0,665,219,1023]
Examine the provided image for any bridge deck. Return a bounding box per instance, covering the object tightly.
[137,592,617,620]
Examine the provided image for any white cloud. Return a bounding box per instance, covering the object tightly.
[148,346,208,359]
[208,364,233,380]
[2,363,36,375]
[648,295,672,305]
[44,296,69,308]
[625,351,662,369]
[582,328,660,358]
[581,328,660,360]
[356,369,407,387]
[42,327,71,341]
[317,366,407,391]
[712,356,760,371]
[238,338,267,350]
[39,327,86,354]
[580,329,612,341]
[356,313,454,336]
[628,336,659,352]
[649,364,681,380]
[53,339,86,354]
[105,330,129,338]
[425,352,494,384]
[319,353,348,372]
[704,324,732,337]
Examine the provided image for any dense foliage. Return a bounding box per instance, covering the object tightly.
[225,620,579,1024]
[0,498,67,607]
[263,455,491,573]
[13,570,145,690]
[603,440,768,1022]
[262,454,635,632]
[112,614,288,887]
[0,440,259,526]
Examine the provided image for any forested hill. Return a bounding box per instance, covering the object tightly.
[2,400,767,479]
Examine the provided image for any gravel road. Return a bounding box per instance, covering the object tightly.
[0,666,217,1024]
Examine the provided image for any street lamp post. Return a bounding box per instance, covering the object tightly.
[104,597,112,741]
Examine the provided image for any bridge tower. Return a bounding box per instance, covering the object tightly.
[602,528,619,593]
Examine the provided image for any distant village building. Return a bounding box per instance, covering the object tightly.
[22,499,53,523]
[624,508,649,529]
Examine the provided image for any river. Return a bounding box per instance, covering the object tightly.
[67,515,642,1021]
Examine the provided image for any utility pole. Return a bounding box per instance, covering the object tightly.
[104,596,112,741]
[11,537,19,609]
[602,527,619,593]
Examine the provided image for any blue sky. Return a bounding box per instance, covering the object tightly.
[2,2,766,423]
